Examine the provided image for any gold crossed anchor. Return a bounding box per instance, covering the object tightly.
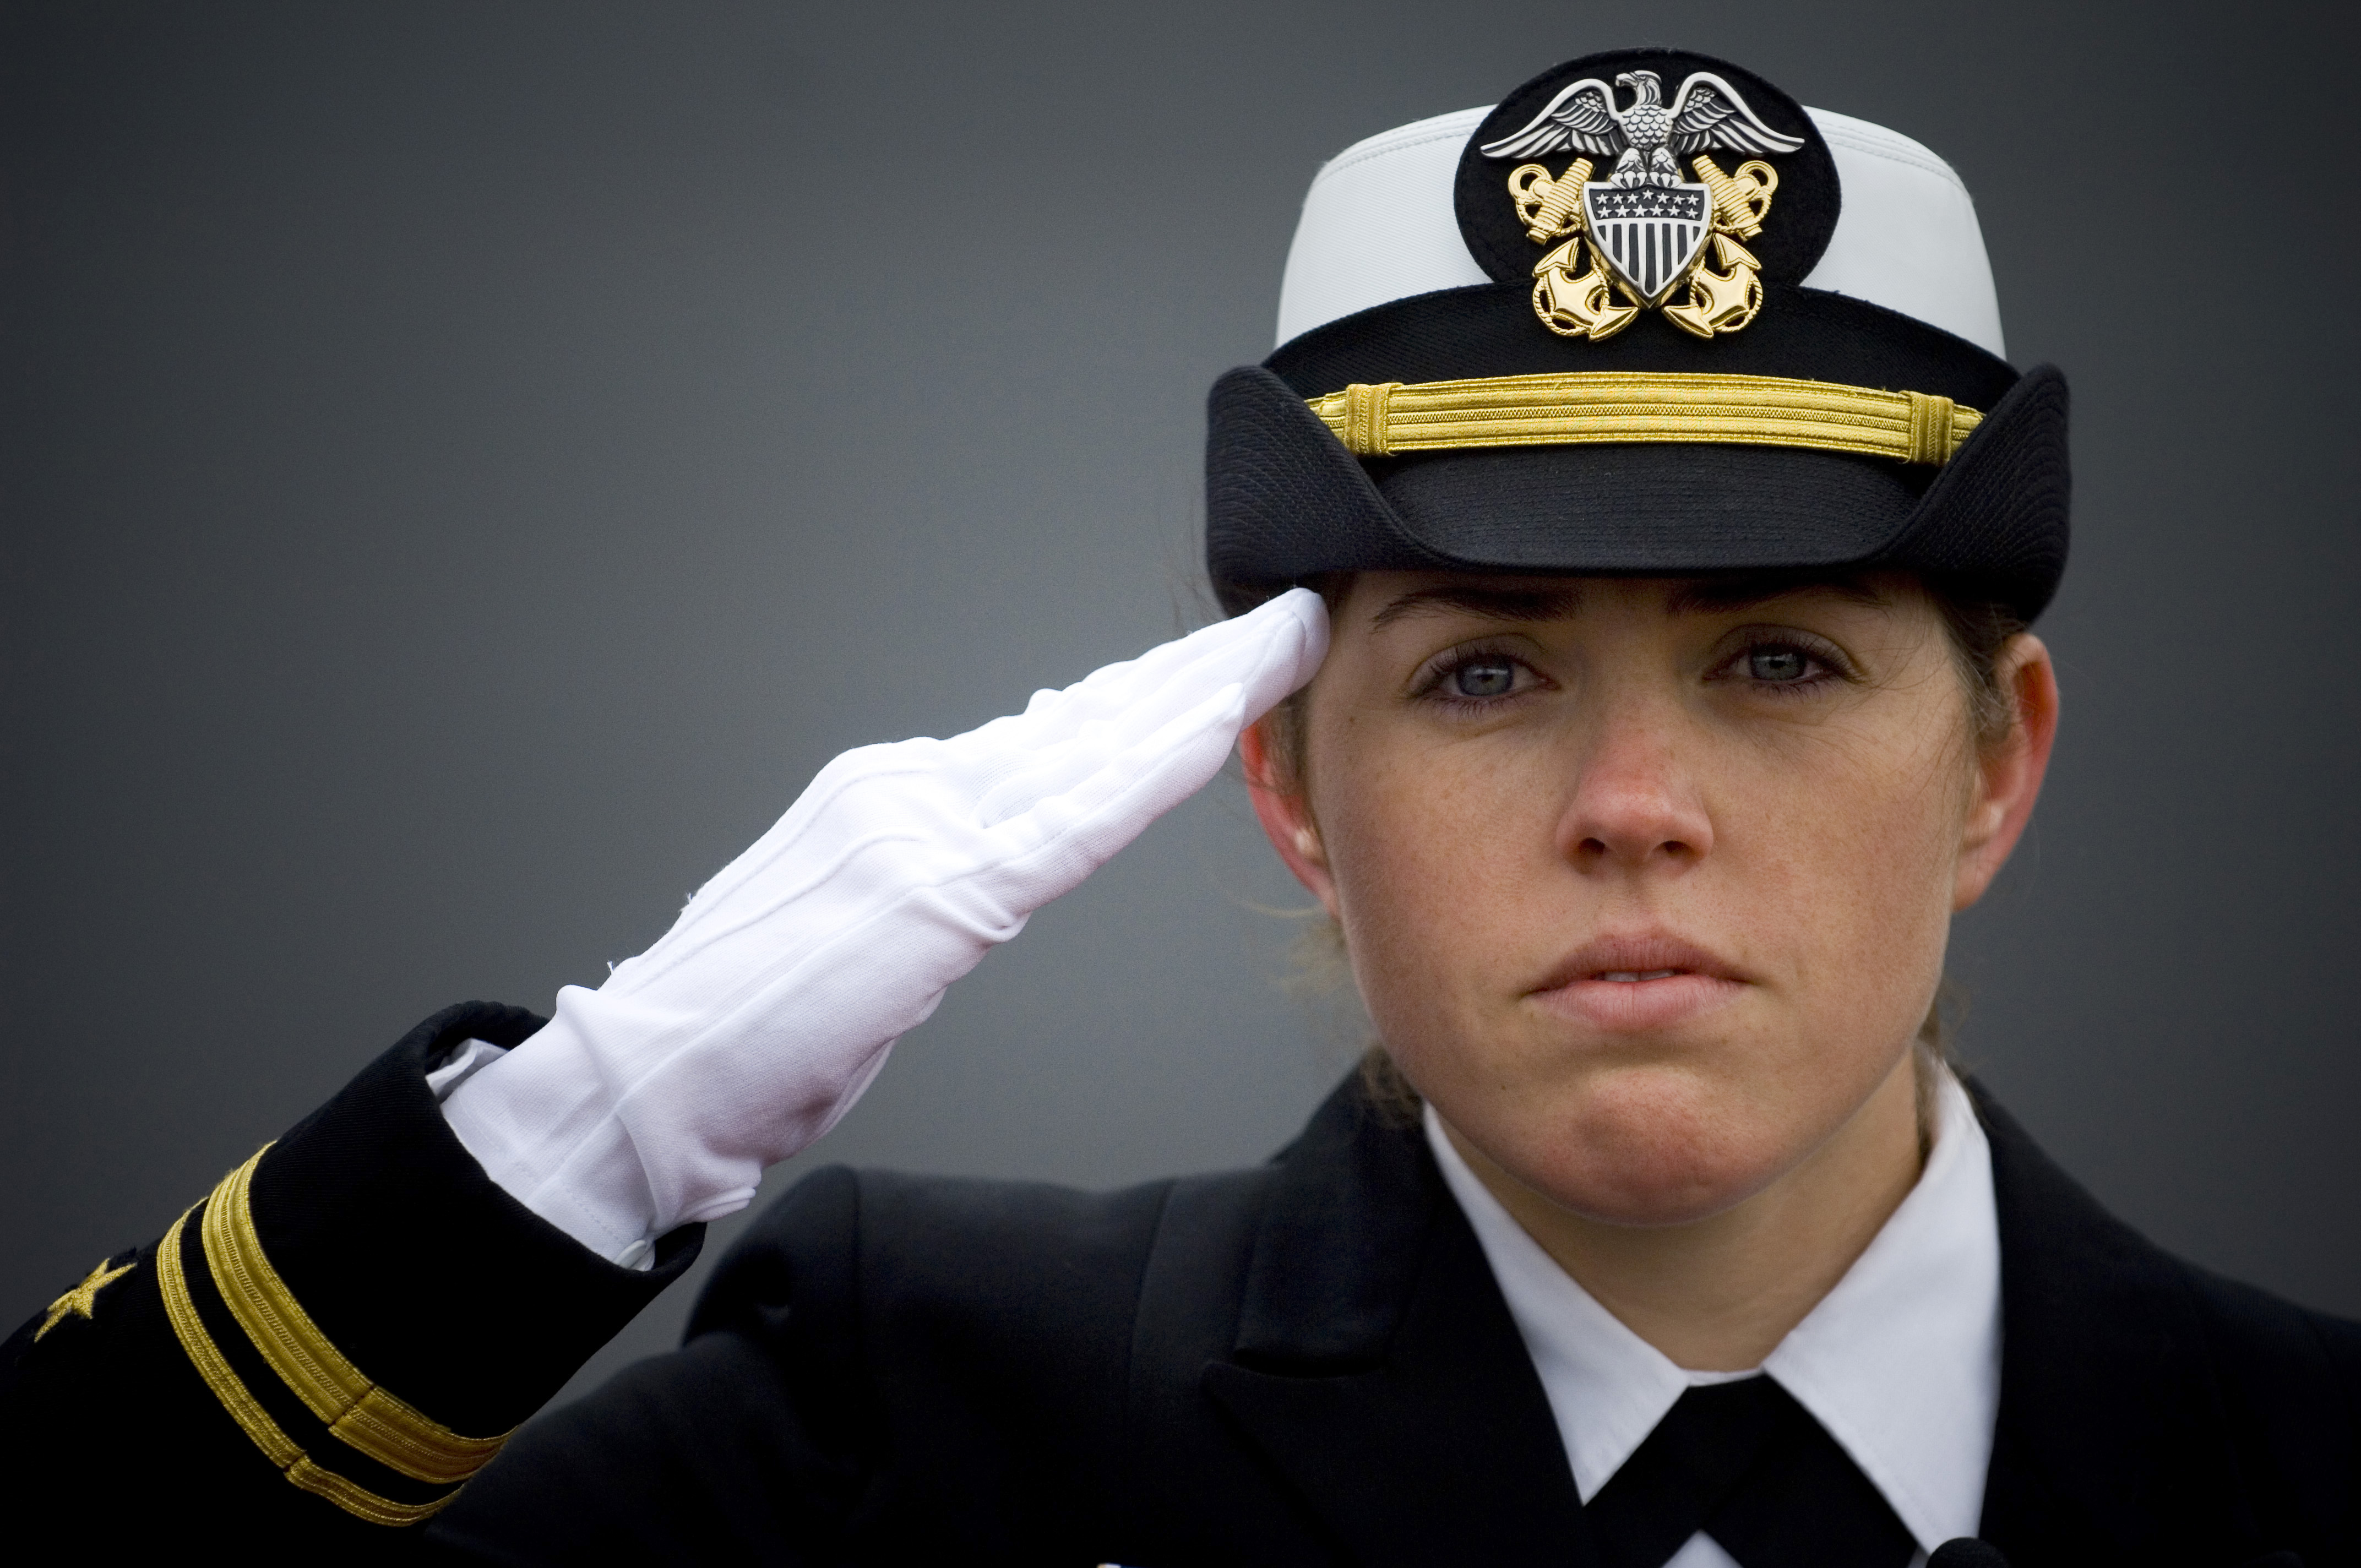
[1509,154,1777,341]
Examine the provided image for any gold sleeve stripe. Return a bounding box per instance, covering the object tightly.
[1308,372,1983,465]
[156,1205,457,1527]
[198,1146,512,1487]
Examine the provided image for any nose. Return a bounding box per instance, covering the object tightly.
[1553,706,1713,874]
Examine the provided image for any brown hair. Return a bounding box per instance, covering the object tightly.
[1245,571,2029,1136]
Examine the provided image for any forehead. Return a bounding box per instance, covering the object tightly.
[1348,571,1911,631]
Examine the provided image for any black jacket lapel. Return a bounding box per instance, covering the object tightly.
[1199,1080,1591,1565]
[1973,1085,2275,1566]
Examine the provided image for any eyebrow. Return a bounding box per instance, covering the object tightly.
[1663,572,1894,615]
[1370,581,1582,630]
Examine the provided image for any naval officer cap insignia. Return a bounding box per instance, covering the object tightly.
[1205,48,2069,623]
[1460,53,1832,341]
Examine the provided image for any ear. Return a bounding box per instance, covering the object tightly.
[1238,715,1341,917]
[1954,633,2060,910]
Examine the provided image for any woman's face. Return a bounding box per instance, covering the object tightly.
[1247,571,2053,1228]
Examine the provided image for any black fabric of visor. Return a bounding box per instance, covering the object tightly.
[1368,442,1934,570]
[1208,282,2068,620]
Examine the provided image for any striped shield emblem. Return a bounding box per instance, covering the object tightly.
[1581,182,1711,305]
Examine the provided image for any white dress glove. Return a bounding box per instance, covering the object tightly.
[442,590,1329,1264]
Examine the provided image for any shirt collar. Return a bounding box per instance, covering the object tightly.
[1425,1071,2001,1553]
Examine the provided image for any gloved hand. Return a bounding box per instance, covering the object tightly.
[442,590,1329,1263]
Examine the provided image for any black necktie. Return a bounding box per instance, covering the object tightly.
[1580,1376,1920,1568]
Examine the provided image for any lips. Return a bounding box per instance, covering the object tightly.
[1528,933,1750,1032]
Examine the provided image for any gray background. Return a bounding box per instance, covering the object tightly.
[5,0,2357,1412]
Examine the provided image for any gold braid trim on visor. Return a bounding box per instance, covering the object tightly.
[156,1145,514,1525]
[1309,371,1983,465]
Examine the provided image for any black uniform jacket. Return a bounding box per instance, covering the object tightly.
[4,1002,2356,1565]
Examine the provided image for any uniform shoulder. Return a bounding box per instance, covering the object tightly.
[2178,1256,2361,1407]
[2167,1259,2361,1550]
[1974,1080,2361,1437]
[685,1160,1279,1351]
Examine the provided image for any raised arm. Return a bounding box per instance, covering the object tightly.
[0,591,1327,1551]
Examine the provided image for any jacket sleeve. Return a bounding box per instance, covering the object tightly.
[427,1165,880,1564]
[0,1002,702,1556]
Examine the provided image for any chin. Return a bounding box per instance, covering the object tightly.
[1491,1067,1800,1228]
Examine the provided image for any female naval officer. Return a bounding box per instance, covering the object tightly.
[4,48,2354,1568]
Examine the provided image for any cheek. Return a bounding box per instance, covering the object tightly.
[1680,718,1968,1093]
[1310,722,1582,1044]
[1747,723,1968,1001]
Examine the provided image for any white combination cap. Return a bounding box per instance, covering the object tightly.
[1274,104,2005,358]
[1208,52,2066,629]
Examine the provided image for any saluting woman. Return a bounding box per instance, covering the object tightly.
[4,49,2353,1568]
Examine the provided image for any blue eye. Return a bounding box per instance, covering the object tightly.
[1452,658,1517,698]
[1748,646,1811,682]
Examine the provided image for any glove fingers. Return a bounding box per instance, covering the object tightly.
[682,589,1323,924]
[960,588,1326,758]
[968,589,1325,824]
[1084,586,1325,724]
[622,590,1325,979]
[974,680,1249,908]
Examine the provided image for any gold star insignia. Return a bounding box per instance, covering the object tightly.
[36,1255,136,1341]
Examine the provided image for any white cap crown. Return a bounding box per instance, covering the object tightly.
[1274,104,2004,358]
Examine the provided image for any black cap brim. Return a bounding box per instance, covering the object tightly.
[1206,285,2069,620]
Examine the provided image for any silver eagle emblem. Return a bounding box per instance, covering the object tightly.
[1480,69,1803,188]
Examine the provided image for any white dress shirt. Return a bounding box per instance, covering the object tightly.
[1424,1071,2003,1567]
